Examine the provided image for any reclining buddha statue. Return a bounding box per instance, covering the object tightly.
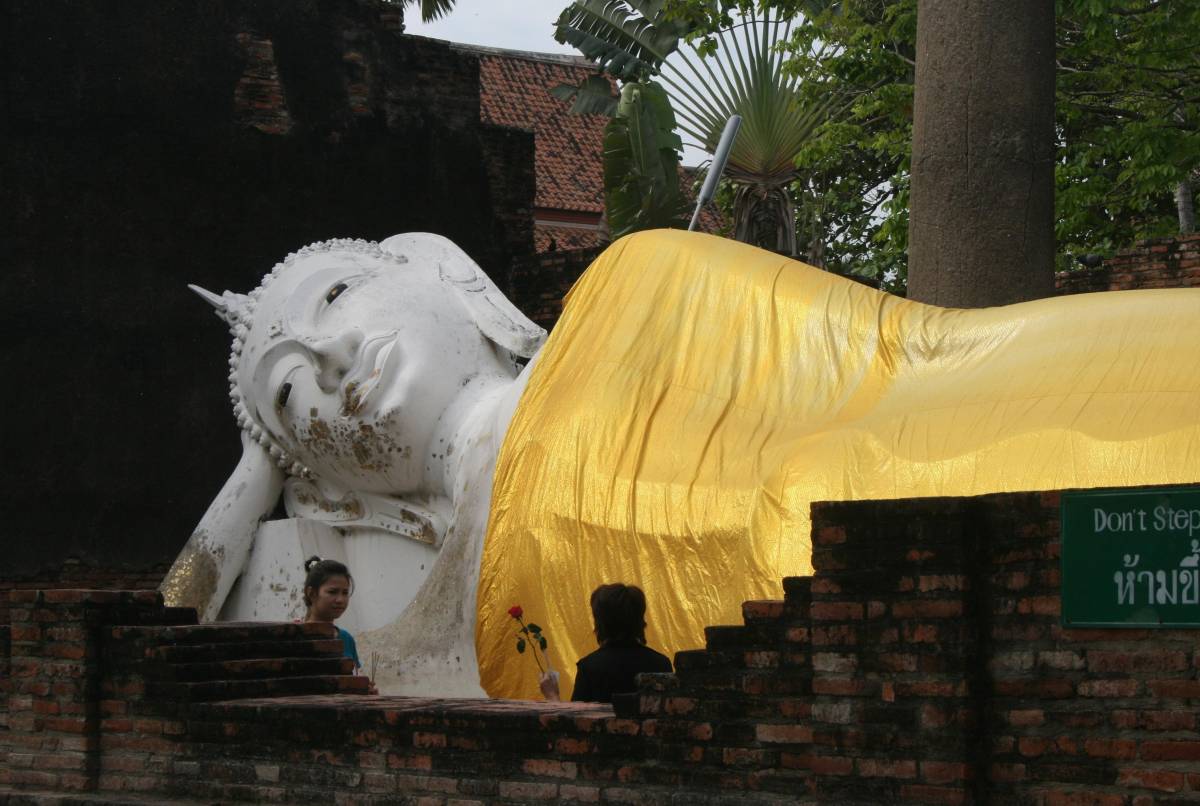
[163,229,1200,699]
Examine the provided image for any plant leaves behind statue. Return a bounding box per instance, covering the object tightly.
[604,81,689,238]
[554,0,691,82]
[551,75,620,117]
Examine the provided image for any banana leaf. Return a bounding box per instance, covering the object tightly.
[550,75,620,117]
[554,0,690,81]
[603,81,688,238]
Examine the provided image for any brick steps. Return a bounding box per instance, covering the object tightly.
[150,655,354,682]
[148,673,370,702]
[148,638,346,663]
[102,618,363,703]
[110,621,335,644]
[625,578,819,722]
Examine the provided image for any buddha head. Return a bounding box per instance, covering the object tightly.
[192,234,545,540]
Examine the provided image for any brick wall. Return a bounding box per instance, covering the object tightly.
[5,489,1200,804]
[1056,234,1200,294]
[0,562,169,631]
[509,245,606,330]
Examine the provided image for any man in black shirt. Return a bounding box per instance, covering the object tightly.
[541,583,673,704]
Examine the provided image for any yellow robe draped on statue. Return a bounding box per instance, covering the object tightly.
[476,230,1200,700]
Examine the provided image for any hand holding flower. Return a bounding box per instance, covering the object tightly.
[507,604,551,678]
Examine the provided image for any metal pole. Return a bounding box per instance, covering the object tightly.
[688,115,742,231]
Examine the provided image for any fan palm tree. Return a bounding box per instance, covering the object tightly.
[556,1,848,256]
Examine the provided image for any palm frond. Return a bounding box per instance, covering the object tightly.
[662,10,843,181]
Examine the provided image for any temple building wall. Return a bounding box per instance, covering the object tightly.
[4,490,1199,804]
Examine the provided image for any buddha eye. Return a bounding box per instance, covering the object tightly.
[276,382,292,408]
[325,283,349,304]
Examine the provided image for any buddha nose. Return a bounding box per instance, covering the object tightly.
[305,329,363,393]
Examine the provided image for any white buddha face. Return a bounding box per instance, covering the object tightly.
[236,247,512,497]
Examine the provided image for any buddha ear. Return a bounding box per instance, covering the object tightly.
[379,233,546,359]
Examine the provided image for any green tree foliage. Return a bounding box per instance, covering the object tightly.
[667,0,1200,286]
[1057,0,1200,256]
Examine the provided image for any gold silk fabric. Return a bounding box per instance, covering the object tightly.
[476,230,1200,700]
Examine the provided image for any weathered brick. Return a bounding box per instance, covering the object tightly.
[899,784,967,804]
[810,601,863,621]
[990,763,1026,782]
[558,784,600,802]
[1083,738,1137,760]
[1037,650,1085,670]
[1148,679,1200,698]
[1077,679,1139,698]
[1140,741,1200,761]
[814,525,846,545]
[920,761,969,785]
[1086,650,1189,673]
[554,737,591,755]
[791,754,853,775]
[1016,595,1059,616]
[857,758,917,779]
[918,575,968,592]
[812,652,857,673]
[1116,767,1186,792]
[1005,709,1045,727]
[518,757,577,780]
[755,724,813,744]
[1017,737,1051,757]
[1139,710,1196,731]
[1040,791,1124,806]
[892,600,963,619]
[498,781,558,800]
[412,732,446,749]
[387,753,433,771]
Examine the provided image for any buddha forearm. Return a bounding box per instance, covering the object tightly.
[160,432,284,620]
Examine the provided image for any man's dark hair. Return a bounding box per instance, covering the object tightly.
[590,583,648,645]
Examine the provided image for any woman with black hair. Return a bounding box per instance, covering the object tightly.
[302,556,363,672]
[541,583,672,703]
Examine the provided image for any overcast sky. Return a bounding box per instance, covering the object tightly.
[404,0,576,54]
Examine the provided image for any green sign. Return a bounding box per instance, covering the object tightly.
[1061,488,1200,627]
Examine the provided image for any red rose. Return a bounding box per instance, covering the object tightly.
[508,605,523,619]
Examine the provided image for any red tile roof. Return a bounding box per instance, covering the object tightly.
[467,46,611,215]
[534,223,607,253]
